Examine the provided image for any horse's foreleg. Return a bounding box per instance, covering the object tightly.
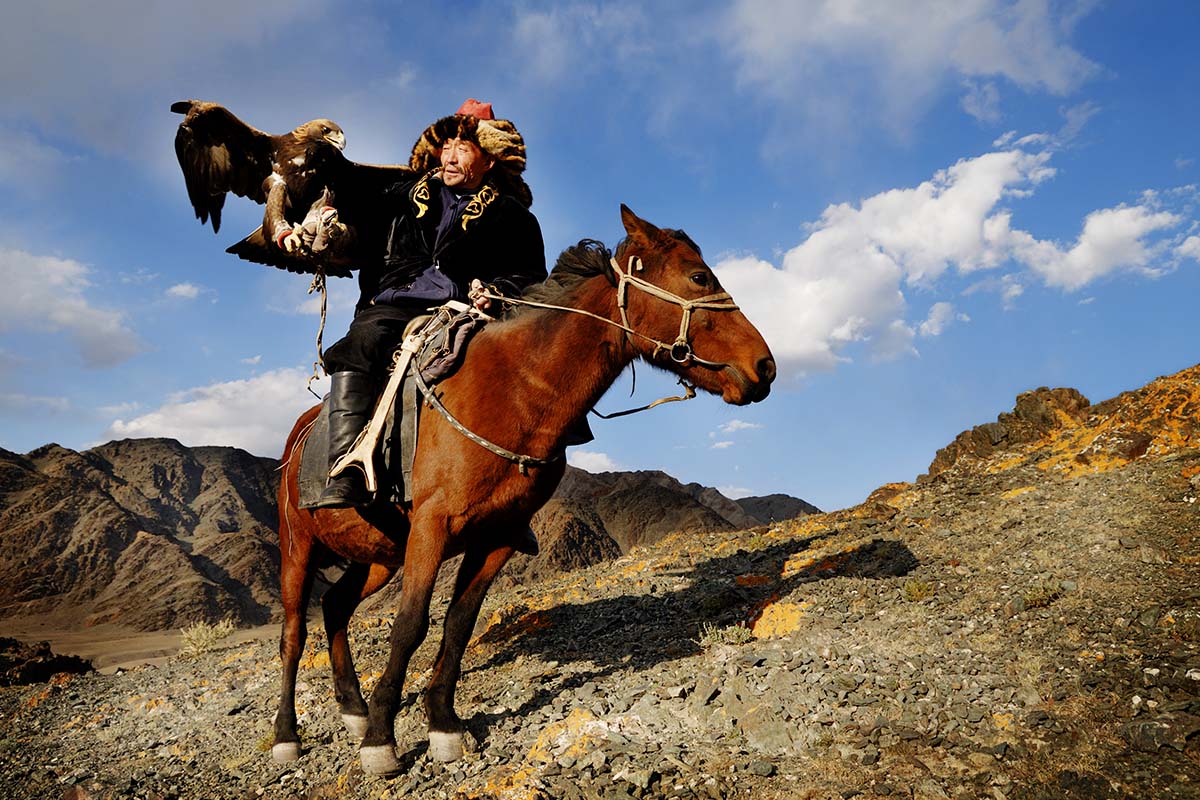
[358,529,446,775]
[424,542,516,762]
[322,561,397,739]
[272,531,322,762]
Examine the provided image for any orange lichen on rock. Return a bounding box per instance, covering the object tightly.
[964,366,1200,480]
[299,649,330,670]
[1000,486,1035,500]
[459,708,611,800]
[781,548,854,580]
[751,600,812,639]
[734,573,774,587]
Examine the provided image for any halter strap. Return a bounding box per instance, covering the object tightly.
[610,255,738,364]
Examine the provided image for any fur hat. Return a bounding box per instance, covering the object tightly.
[409,99,532,208]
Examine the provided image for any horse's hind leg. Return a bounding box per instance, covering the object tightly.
[424,542,516,762]
[272,528,323,762]
[321,561,397,739]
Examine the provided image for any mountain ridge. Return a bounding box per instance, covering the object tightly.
[0,440,815,633]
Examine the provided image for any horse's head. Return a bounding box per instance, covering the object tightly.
[615,205,775,405]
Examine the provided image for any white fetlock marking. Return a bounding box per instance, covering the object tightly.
[428,731,464,762]
[359,744,401,775]
[271,741,301,763]
[341,713,369,739]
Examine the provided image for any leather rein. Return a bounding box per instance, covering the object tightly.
[415,253,741,471]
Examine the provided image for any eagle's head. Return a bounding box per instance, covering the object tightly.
[296,119,346,151]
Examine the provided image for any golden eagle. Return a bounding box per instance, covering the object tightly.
[171,100,411,276]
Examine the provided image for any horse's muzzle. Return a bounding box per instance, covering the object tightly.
[724,355,775,405]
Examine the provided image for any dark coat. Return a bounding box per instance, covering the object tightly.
[355,170,546,314]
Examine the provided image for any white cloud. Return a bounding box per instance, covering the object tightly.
[104,367,328,457]
[722,0,1098,137]
[718,485,756,500]
[0,392,70,413]
[166,282,201,299]
[1002,204,1181,290]
[711,441,735,450]
[0,248,144,367]
[961,80,1001,123]
[241,355,263,365]
[1178,235,1200,262]
[0,1,331,153]
[716,142,1191,378]
[567,449,623,472]
[719,419,764,434]
[512,4,649,84]
[918,302,959,337]
[98,401,140,416]
[0,124,74,189]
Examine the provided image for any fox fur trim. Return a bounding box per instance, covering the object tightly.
[409,114,532,208]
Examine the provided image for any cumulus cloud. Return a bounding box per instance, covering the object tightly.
[961,80,1002,123]
[0,124,74,189]
[166,282,201,299]
[0,248,144,367]
[567,449,623,472]
[0,392,70,413]
[722,0,1098,137]
[1178,235,1200,262]
[715,142,1192,378]
[918,302,967,337]
[718,485,756,500]
[104,367,327,457]
[711,441,735,450]
[0,1,330,150]
[719,419,764,434]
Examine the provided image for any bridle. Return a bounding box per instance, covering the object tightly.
[409,251,745,471]
[481,253,741,369]
[611,255,739,367]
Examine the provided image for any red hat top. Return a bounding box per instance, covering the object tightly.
[455,98,494,120]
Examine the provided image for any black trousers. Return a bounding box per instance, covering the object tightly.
[322,303,426,379]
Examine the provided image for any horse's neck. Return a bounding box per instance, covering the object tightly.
[465,280,631,447]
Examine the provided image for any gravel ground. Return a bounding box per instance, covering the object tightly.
[1,446,1198,800]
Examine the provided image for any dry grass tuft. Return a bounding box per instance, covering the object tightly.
[179,618,235,659]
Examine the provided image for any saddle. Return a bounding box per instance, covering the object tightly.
[297,301,489,508]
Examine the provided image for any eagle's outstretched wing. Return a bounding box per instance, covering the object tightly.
[173,100,414,276]
[223,160,415,276]
[171,100,274,233]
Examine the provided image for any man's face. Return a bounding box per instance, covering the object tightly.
[440,137,493,190]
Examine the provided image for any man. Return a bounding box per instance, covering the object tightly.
[315,99,546,509]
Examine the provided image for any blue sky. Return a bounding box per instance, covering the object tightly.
[1,1,1198,511]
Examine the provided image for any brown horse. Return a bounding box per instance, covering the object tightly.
[272,205,775,774]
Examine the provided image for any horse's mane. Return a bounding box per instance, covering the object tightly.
[511,229,702,316]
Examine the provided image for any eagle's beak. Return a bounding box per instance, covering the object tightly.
[328,131,346,151]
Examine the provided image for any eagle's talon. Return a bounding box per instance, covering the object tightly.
[282,227,305,253]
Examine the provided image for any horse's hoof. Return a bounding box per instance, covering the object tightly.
[271,741,301,762]
[428,731,464,762]
[359,744,401,775]
[341,713,369,739]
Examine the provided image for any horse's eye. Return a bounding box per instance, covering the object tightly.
[690,272,710,287]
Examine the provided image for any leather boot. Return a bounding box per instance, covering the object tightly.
[315,371,378,509]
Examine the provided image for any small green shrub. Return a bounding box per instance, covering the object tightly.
[1023,580,1064,610]
[901,579,935,602]
[179,617,235,658]
[695,622,754,648]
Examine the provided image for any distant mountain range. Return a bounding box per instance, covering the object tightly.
[0,440,817,632]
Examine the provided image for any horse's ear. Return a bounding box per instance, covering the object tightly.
[620,204,662,242]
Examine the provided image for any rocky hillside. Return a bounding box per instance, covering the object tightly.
[1,364,1197,799]
[0,443,813,632]
[0,439,281,631]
